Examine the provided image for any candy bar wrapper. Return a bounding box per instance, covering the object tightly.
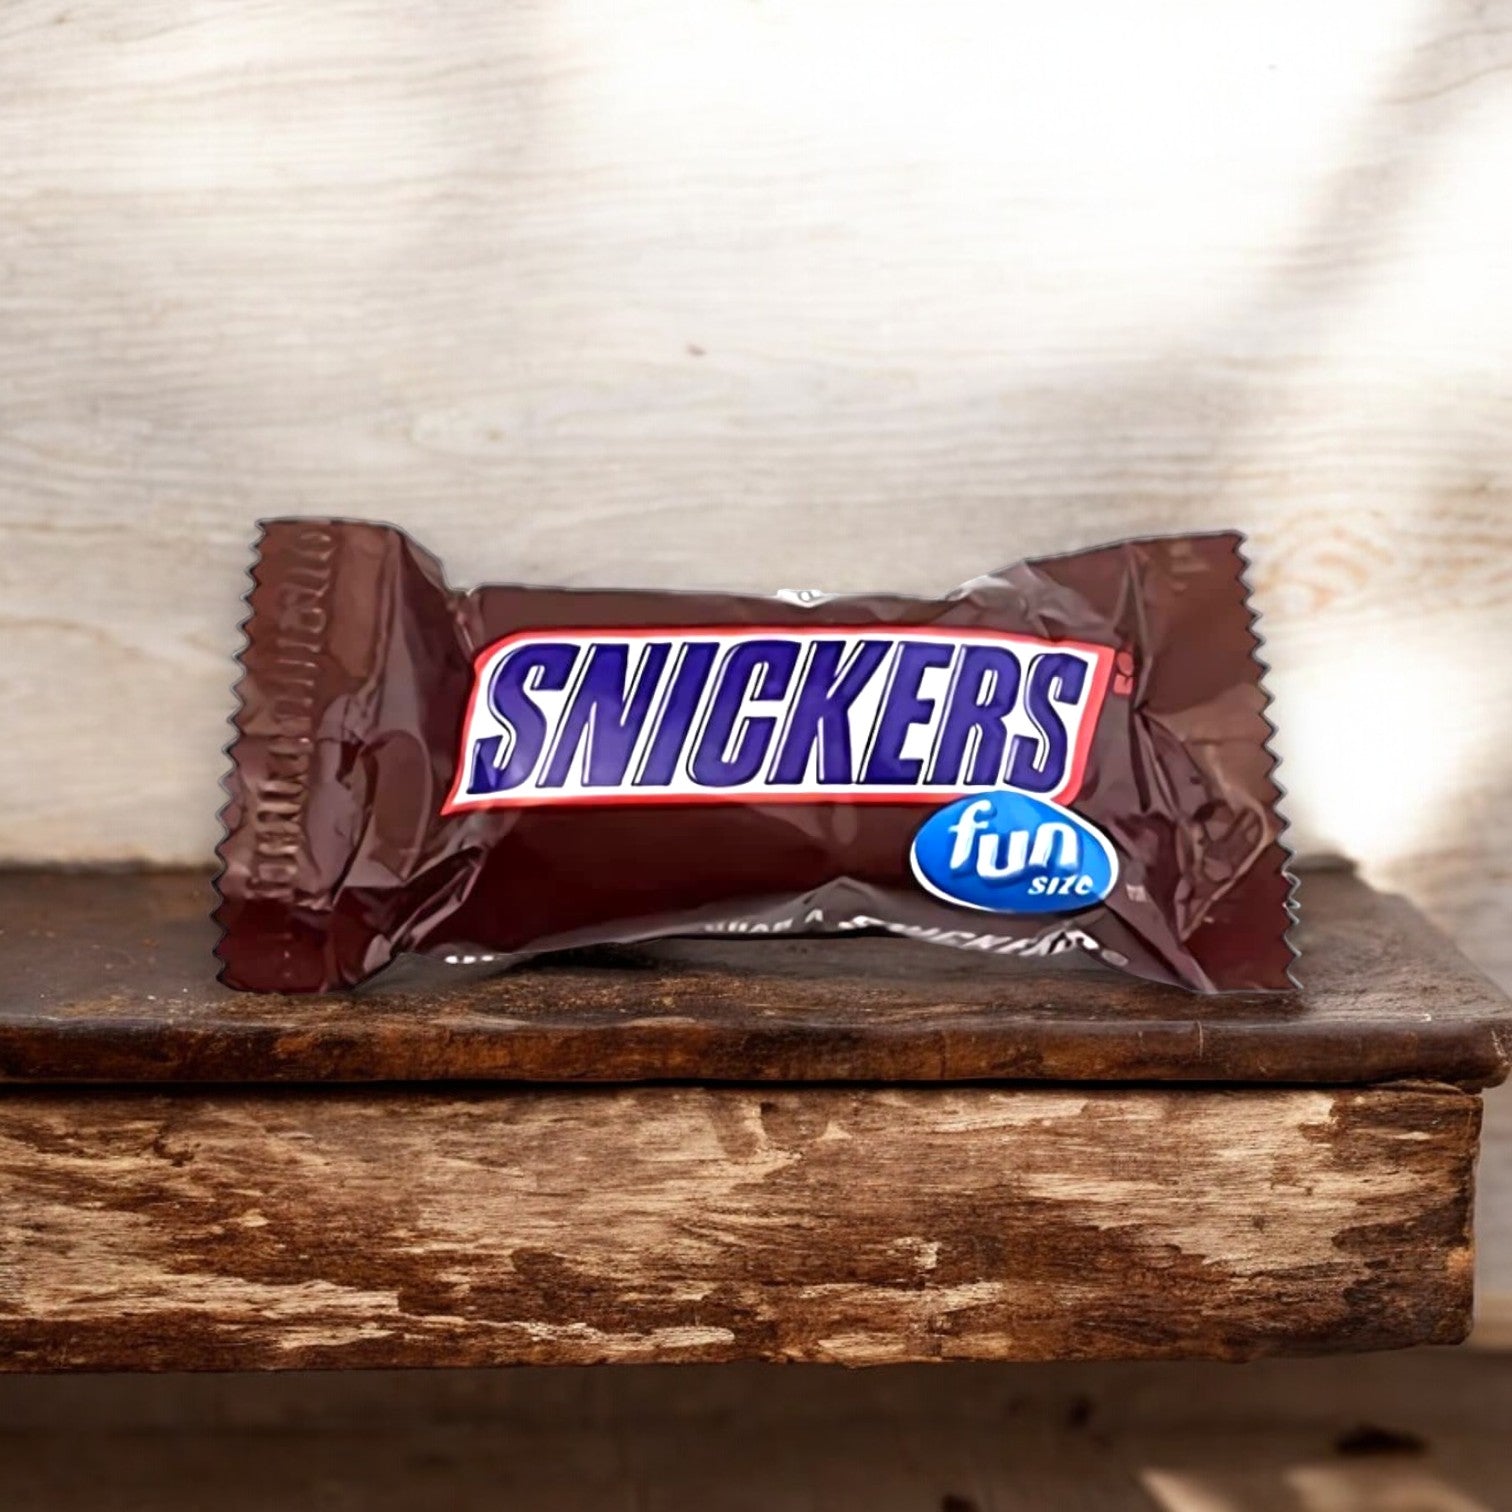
[216,521,1295,994]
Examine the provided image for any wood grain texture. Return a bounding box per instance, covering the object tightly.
[0,0,1508,994]
[0,1084,1478,1370]
[2,866,1508,1088]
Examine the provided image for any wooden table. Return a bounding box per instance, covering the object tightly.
[1,865,1508,1371]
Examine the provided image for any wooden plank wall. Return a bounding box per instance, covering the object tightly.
[1,0,1508,984]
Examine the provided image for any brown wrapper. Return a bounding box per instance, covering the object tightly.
[215,521,1294,994]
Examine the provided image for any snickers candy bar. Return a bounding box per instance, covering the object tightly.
[216,522,1294,993]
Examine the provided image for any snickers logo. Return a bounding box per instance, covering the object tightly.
[444,629,1115,812]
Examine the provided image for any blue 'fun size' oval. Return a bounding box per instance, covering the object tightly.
[910,791,1119,915]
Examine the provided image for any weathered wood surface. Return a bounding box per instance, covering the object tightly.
[1,867,1507,1088]
[0,1084,1478,1370]
[0,0,1509,1000]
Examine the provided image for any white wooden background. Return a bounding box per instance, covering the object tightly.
[0,0,1509,986]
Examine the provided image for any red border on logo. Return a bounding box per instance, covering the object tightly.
[440,626,1117,815]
